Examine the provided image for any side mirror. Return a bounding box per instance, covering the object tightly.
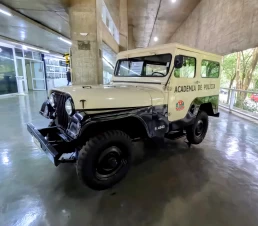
[174,55,184,69]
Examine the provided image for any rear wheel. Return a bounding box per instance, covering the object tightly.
[76,130,132,190]
[186,111,209,144]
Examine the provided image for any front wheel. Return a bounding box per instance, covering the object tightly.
[186,111,209,144]
[76,130,132,190]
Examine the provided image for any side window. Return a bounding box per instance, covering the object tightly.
[174,56,196,78]
[201,60,220,78]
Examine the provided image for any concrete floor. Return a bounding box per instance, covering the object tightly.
[1,92,258,226]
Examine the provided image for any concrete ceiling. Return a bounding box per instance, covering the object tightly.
[0,1,70,54]
[128,0,201,48]
[0,0,200,55]
[0,13,69,54]
[0,0,118,58]
[0,0,69,37]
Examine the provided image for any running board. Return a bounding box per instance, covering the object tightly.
[165,131,186,140]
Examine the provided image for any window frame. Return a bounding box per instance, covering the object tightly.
[174,55,197,79]
[114,53,172,78]
[201,59,220,78]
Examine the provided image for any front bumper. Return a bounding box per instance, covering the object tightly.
[27,123,76,166]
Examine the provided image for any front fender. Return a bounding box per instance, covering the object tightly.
[78,105,169,139]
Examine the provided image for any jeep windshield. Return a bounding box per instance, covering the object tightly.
[115,54,172,77]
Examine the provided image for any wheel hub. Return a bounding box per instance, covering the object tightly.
[195,120,204,137]
[108,157,118,168]
[96,146,127,180]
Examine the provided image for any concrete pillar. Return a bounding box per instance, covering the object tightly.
[68,0,103,85]
[128,24,135,50]
[119,0,128,51]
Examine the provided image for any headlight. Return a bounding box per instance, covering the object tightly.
[65,98,74,115]
[49,93,55,107]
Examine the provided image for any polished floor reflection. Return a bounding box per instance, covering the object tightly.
[1,92,258,226]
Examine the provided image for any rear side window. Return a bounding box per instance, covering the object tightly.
[201,60,220,78]
[174,56,196,78]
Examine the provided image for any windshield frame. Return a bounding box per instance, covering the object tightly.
[114,53,172,78]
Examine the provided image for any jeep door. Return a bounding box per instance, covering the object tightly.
[167,49,200,122]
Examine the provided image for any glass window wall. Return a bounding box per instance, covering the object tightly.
[24,50,33,59]
[0,46,17,95]
[0,44,46,95]
[33,52,42,60]
[15,48,23,57]
[45,57,68,88]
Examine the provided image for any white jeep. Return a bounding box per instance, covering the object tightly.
[27,43,221,190]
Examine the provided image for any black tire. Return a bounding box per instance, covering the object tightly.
[186,111,209,144]
[76,130,132,190]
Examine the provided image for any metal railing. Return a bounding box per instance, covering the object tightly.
[219,88,258,120]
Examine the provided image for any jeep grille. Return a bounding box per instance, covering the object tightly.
[55,92,69,129]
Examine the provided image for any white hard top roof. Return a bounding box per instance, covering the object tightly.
[117,43,222,59]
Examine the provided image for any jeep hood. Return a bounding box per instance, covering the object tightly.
[51,85,164,110]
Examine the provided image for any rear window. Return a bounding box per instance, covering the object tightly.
[201,60,220,78]
[115,54,172,77]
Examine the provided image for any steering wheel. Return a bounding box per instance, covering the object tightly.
[151,71,165,76]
